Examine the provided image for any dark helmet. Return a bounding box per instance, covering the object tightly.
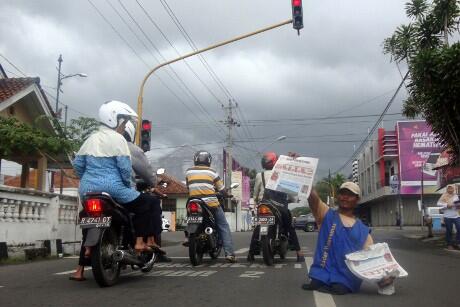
[194,150,212,166]
[261,152,278,170]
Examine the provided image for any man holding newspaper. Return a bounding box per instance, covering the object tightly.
[303,182,397,295]
[265,154,400,295]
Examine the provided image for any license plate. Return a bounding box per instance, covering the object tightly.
[260,226,269,235]
[79,216,112,228]
[257,216,275,225]
[186,216,203,224]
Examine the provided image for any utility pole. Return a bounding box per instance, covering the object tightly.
[223,100,239,215]
[55,54,63,114]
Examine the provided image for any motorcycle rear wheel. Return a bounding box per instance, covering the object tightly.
[91,228,120,287]
[261,226,275,266]
[189,234,204,266]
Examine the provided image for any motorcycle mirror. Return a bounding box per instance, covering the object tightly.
[156,168,165,175]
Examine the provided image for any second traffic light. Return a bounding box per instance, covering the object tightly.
[141,119,152,152]
[292,0,304,33]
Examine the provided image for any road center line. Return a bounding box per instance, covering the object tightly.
[313,291,336,307]
[304,257,337,307]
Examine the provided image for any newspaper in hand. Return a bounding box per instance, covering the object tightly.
[264,155,318,201]
[345,243,408,295]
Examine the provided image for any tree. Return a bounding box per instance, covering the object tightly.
[314,173,346,203]
[383,0,460,163]
[0,116,99,160]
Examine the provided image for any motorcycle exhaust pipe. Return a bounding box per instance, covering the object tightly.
[113,250,144,266]
[205,227,213,235]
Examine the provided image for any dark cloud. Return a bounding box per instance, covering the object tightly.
[0,0,410,178]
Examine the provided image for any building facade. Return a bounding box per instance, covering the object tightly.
[355,120,441,226]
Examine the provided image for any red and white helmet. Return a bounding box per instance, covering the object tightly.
[261,152,278,170]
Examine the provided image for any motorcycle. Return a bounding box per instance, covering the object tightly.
[79,170,168,287]
[251,200,289,266]
[185,183,238,266]
[79,192,158,287]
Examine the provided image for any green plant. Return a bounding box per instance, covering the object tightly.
[383,0,460,163]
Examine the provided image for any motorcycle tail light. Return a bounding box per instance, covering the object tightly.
[85,198,103,216]
[187,201,202,214]
[258,205,272,216]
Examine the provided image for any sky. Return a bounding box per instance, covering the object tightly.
[0,0,411,178]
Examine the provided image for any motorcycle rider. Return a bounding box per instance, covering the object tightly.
[122,121,171,262]
[70,100,162,281]
[184,150,237,263]
[247,152,305,262]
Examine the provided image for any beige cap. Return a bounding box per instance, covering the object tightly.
[339,182,361,196]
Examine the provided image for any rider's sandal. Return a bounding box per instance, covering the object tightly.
[69,276,86,281]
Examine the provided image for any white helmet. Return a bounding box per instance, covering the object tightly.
[98,100,138,129]
[124,120,136,143]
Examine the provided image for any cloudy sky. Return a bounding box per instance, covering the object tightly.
[0,0,410,178]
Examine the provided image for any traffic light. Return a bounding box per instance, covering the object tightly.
[141,120,151,152]
[292,0,303,33]
[352,160,359,183]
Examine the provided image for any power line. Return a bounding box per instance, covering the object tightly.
[125,0,226,137]
[333,72,409,174]
[0,53,28,76]
[87,0,225,141]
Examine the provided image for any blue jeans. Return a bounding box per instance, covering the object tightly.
[444,217,460,246]
[212,206,235,256]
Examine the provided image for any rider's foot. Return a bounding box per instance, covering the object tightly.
[134,243,154,254]
[246,253,255,262]
[225,255,237,263]
[296,251,305,262]
[84,247,91,258]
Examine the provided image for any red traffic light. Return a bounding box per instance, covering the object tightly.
[142,120,152,131]
[292,0,302,6]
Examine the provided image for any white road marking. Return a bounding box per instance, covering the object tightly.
[304,257,337,307]
[234,247,250,254]
[166,256,303,260]
[63,256,79,259]
[313,291,336,307]
[274,264,287,269]
[54,268,92,275]
[0,286,4,288]
[239,271,265,278]
[294,263,302,269]
[147,270,217,277]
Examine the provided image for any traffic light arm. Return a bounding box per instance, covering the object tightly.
[135,19,293,145]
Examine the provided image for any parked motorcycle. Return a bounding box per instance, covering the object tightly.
[251,200,289,266]
[185,184,238,266]
[79,192,158,287]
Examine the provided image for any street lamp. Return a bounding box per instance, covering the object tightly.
[257,135,287,155]
[55,54,87,114]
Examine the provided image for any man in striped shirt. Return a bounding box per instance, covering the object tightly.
[185,150,236,263]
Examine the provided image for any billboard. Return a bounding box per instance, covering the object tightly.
[397,120,440,194]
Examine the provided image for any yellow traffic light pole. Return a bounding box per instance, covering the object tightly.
[135,19,293,145]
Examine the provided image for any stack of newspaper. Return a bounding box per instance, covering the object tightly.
[345,243,408,295]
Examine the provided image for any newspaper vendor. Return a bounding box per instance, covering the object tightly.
[302,182,393,295]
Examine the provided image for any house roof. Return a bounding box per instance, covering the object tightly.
[0,77,38,102]
[0,77,55,116]
[157,173,188,195]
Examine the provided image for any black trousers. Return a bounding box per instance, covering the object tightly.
[122,193,162,238]
[249,204,300,253]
